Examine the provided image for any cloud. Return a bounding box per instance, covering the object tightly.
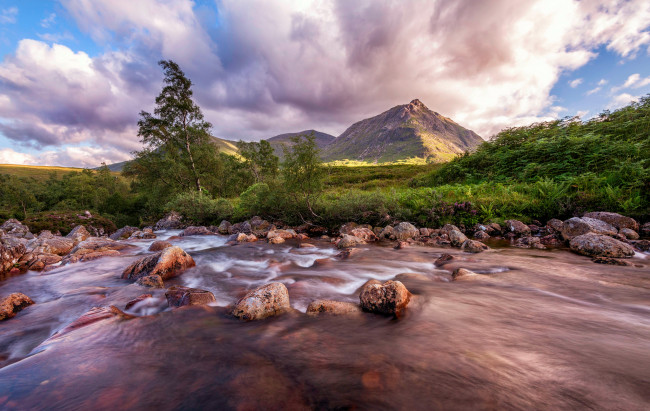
[598,79,608,86]
[569,78,583,88]
[608,93,640,109]
[0,146,130,168]
[612,73,650,92]
[1,0,650,167]
[576,110,589,118]
[41,13,56,28]
[585,87,601,96]
[0,7,17,24]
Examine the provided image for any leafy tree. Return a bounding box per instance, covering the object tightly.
[236,140,279,183]
[136,60,213,193]
[281,133,325,219]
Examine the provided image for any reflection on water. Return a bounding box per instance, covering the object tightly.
[0,231,649,409]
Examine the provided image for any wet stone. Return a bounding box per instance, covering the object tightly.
[165,286,216,308]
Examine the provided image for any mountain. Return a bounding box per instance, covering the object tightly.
[322,99,483,163]
[265,130,336,158]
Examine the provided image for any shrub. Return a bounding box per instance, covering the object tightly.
[165,191,233,226]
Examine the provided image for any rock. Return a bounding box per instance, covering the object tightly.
[229,221,252,235]
[306,300,362,316]
[0,219,33,239]
[514,236,546,249]
[0,292,34,320]
[339,222,360,235]
[165,285,216,307]
[569,233,635,258]
[109,226,139,241]
[449,229,468,247]
[335,248,362,259]
[461,239,489,253]
[393,222,419,240]
[561,217,618,241]
[299,243,315,248]
[583,212,639,232]
[63,237,134,264]
[452,268,481,281]
[641,222,650,237]
[540,234,563,247]
[1,236,27,274]
[28,236,74,256]
[379,225,395,239]
[592,256,631,266]
[631,240,650,252]
[125,294,153,310]
[504,220,531,237]
[66,225,91,243]
[439,224,461,236]
[394,272,431,282]
[619,228,639,240]
[337,234,366,249]
[154,211,184,230]
[268,236,285,244]
[350,227,378,242]
[148,240,172,252]
[267,229,297,240]
[231,282,291,320]
[473,231,490,240]
[419,228,432,237]
[488,223,502,235]
[217,220,232,234]
[135,274,164,288]
[359,280,411,317]
[122,246,196,281]
[236,233,258,243]
[20,252,62,271]
[434,253,456,266]
[180,226,213,236]
[250,217,273,237]
[356,279,382,295]
[394,241,409,249]
[546,219,564,233]
[46,306,133,341]
[128,229,157,239]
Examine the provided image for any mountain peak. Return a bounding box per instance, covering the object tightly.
[409,98,424,107]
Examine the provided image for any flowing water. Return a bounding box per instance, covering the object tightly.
[0,232,649,410]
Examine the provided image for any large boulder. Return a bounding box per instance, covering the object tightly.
[449,229,469,247]
[569,233,635,258]
[452,268,481,281]
[461,239,489,253]
[63,237,134,264]
[379,225,395,240]
[154,211,184,230]
[350,227,378,242]
[546,219,564,233]
[217,220,232,234]
[66,225,91,243]
[109,226,139,241]
[0,293,34,320]
[19,252,62,271]
[148,240,172,252]
[165,285,216,307]
[440,224,461,236]
[306,300,362,316]
[229,221,252,235]
[250,217,274,237]
[27,236,74,256]
[641,222,650,238]
[135,274,164,288]
[0,219,33,239]
[560,217,618,241]
[514,236,546,249]
[504,220,531,237]
[619,228,639,240]
[393,222,419,241]
[337,234,366,249]
[359,280,411,317]
[583,212,639,232]
[128,228,157,239]
[180,226,212,236]
[1,236,27,274]
[122,246,195,281]
[267,229,297,240]
[231,282,291,320]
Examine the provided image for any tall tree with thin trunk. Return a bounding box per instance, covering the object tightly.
[137,60,212,193]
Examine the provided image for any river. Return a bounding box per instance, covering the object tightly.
[0,231,649,410]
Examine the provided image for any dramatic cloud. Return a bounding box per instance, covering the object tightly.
[1,0,650,166]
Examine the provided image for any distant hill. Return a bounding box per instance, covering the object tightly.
[322,99,483,163]
[0,164,119,180]
[265,130,336,158]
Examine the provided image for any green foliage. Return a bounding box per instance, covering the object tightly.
[165,191,233,226]
[281,133,326,219]
[236,140,279,184]
[23,211,117,236]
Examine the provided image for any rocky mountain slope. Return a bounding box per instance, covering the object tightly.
[266,130,336,158]
[321,99,483,163]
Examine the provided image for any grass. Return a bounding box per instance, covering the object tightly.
[0,164,86,180]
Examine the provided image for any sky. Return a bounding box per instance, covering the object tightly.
[0,0,649,168]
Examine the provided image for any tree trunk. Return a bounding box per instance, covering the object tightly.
[183,116,202,193]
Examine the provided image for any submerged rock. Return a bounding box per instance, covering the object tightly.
[231,282,291,320]
[461,239,489,253]
[135,274,164,288]
[125,294,153,310]
[149,240,172,252]
[122,246,196,281]
[306,300,362,316]
[583,212,639,232]
[560,217,617,241]
[0,292,34,320]
[452,268,481,281]
[359,280,411,317]
[592,256,631,266]
[434,253,456,266]
[569,233,635,258]
[165,286,216,307]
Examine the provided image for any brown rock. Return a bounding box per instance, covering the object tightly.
[350,227,378,242]
[29,236,74,256]
[592,256,631,266]
[21,252,62,271]
[165,286,216,307]
[109,226,139,240]
[561,217,617,241]
[583,212,639,231]
[122,246,195,281]
[154,211,184,230]
[452,268,481,281]
[1,237,27,274]
[379,225,395,239]
[473,231,490,240]
[0,292,34,320]
[236,233,258,242]
[569,233,635,258]
[514,236,546,249]
[359,280,411,317]
[619,228,639,240]
[0,219,33,239]
[180,226,213,236]
[66,225,91,243]
[135,274,164,288]
[267,229,297,240]
[448,229,468,247]
[504,220,531,237]
[461,239,489,253]
[268,236,285,244]
[306,300,362,316]
[631,239,650,252]
[434,253,456,266]
[231,282,291,320]
[546,219,564,233]
[641,222,650,237]
[149,240,172,252]
[218,220,232,234]
[125,294,153,310]
[337,234,366,249]
[393,222,419,240]
[394,241,409,249]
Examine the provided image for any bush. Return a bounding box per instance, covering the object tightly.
[165,191,233,226]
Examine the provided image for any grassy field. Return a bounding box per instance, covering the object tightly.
[0,164,87,180]
[324,163,440,190]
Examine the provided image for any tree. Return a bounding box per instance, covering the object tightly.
[137,60,212,193]
[236,140,279,183]
[281,133,325,219]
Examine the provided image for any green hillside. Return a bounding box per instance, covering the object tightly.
[0,164,87,180]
